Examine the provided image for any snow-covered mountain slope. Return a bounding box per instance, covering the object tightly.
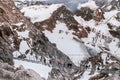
[0,0,120,80]
[0,0,80,79]
[20,3,89,66]
[18,0,120,79]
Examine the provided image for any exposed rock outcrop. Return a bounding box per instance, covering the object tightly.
[75,7,93,21]
[0,62,45,80]
[0,0,32,65]
[93,8,105,22]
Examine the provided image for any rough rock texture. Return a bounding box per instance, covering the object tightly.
[116,12,120,22]
[93,8,105,22]
[75,7,93,21]
[14,68,45,80]
[0,0,34,65]
[95,0,120,11]
[75,7,104,22]
[0,62,45,80]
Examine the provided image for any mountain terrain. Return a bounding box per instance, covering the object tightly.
[0,0,120,80]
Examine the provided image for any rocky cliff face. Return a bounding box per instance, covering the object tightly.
[15,0,120,79]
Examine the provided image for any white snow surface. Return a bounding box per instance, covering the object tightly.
[13,22,23,27]
[104,10,120,26]
[17,30,29,38]
[109,38,120,57]
[21,4,63,23]
[77,0,98,10]
[14,59,52,79]
[19,40,30,53]
[44,22,89,66]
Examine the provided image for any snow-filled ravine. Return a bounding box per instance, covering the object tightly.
[14,59,52,79]
[44,22,89,66]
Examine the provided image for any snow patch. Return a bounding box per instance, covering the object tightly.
[104,10,119,20]
[109,38,120,57]
[19,40,30,54]
[13,22,23,27]
[17,30,29,38]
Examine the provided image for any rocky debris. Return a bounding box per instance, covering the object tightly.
[75,7,104,22]
[34,5,88,38]
[93,0,108,7]
[48,67,79,80]
[75,7,94,21]
[14,67,45,80]
[89,73,107,80]
[97,0,120,11]
[0,62,45,80]
[80,51,120,80]
[0,0,32,65]
[109,29,120,39]
[107,21,120,39]
[105,74,120,80]
[116,12,120,22]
